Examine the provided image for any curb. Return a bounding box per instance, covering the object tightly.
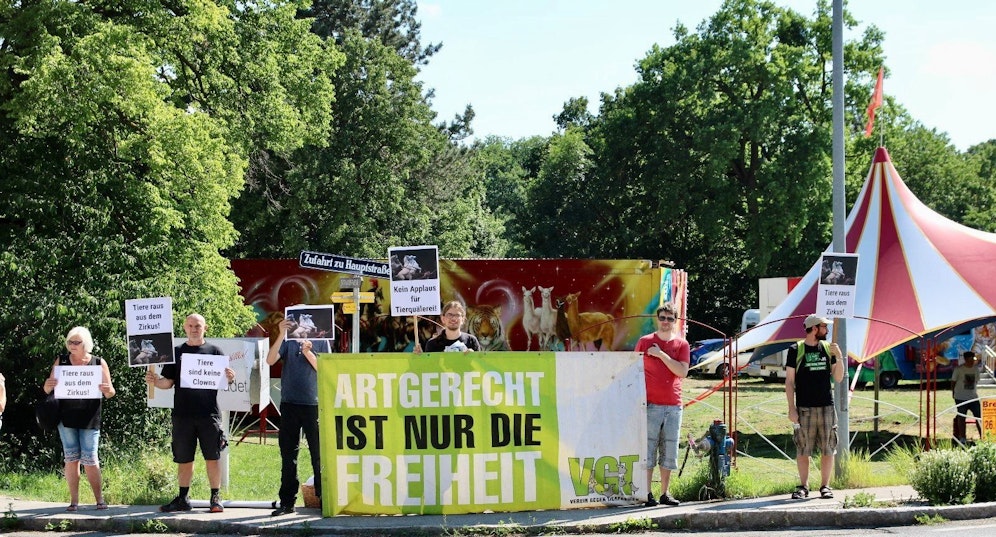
[7,496,996,535]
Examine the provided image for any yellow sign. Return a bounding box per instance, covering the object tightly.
[983,399,996,437]
[341,302,357,314]
[330,292,375,303]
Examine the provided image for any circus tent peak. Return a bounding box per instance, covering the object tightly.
[735,147,996,361]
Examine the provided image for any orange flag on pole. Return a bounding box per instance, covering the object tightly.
[864,67,884,137]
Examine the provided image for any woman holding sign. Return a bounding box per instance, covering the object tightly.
[42,326,115,512]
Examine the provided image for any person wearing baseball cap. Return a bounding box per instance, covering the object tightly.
[951,351,983,444]
[786,314,843,500]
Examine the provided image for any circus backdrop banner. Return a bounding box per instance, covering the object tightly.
[232,259,687,353]
[318,351,646,516]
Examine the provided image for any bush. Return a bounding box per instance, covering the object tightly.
[969,441,996,502]
[909,449,975,505]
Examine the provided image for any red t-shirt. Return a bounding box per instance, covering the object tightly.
[636,333,690,406]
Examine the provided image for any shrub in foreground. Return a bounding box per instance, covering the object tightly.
[969,441,996,503]
[909,448,974,505]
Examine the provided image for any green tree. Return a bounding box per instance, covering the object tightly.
[230,2,499,260]
[0,0,335,470]
[304,0,441,65]
[523,128,596,257]
[472,135,548,256]
[522,0,883,335]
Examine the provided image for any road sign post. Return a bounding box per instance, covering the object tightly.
[299,251,390,354]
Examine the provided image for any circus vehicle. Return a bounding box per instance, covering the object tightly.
[231,258,688,353]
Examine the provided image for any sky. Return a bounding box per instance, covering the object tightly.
[415,0,996,151]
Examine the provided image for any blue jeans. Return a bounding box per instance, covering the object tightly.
[57,424,100,466]
[647,403,682,470]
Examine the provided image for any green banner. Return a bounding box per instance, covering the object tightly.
[319,352,561,515]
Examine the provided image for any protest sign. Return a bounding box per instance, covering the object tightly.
[817,253,859,319]
[318,351,645,516]
[179,353,230,390]
[53,365,103,399]
[147,338,267,412]
[284,304,336,341]
[125,297,174,367]
[388,245,441,317]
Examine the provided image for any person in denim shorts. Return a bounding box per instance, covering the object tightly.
[785,315,844,500]
[635,302,689,507]
[42,327,116,511]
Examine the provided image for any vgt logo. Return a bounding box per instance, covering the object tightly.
[568,455,640,496]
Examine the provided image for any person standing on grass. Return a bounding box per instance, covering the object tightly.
[146,313,235,513]
[635,302,689,507]
[952,351,983,444]
[266,315,329,516]
[42,327,115,512]
[786,315,844,500]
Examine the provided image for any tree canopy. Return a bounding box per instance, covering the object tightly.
[0,0,337,469]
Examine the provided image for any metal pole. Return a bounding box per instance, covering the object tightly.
[352,284,361,353]
[220,411,230,488]
[831,0,850,474]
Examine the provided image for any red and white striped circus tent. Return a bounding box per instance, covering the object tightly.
[737,146,996,362]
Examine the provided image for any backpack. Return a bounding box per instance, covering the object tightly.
[794,340,831,372]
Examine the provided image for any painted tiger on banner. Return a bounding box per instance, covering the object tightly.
[466,305,511,351]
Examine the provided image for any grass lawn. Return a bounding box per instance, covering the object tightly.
[4,376,950,505]
[674,374,965,497]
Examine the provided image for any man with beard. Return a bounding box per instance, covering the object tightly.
[786,315,844,500]
[414,301,481,353]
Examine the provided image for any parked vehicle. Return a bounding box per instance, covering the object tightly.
[848,349,903,389]
[697,349,752,379]
[690,339,726,368]
[744,349,789,382]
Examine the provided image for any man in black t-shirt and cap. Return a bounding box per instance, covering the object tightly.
[785,314,843,500]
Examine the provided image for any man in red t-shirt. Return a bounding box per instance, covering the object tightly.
[634,302,689,507]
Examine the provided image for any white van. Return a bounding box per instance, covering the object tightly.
[741,309,760,333]
[745,349,789,382]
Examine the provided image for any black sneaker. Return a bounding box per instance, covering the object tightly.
[209,494,224,513]
[660,493,680,506]
[159,495,192,512]
[271,504,295,516]
[644,492,658,507]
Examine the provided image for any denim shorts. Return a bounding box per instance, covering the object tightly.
[647,403,683,470]
[57,424,101,466]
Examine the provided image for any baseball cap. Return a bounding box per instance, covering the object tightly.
[804,315,831,329]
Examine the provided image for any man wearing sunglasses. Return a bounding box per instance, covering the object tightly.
[635,303,689,507]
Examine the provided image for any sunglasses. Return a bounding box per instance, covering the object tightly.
[68,340,84,346]
[658,316,676,322]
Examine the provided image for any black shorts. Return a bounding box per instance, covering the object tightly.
[171,415,227,463]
